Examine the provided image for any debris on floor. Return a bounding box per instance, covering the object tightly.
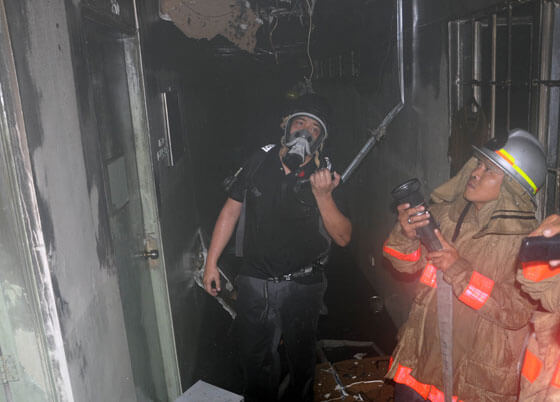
[176,379,243,402]
[314,356,394,402]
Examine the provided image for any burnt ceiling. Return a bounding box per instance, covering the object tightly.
[156,0,396,101]
[159,0,313,58]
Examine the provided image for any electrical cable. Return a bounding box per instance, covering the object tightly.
[269,16,279,64]
[305,0,314,81]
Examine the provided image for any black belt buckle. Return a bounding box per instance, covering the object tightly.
[268,275,291,283]
[267,264,319,282]
[291,265,314,279]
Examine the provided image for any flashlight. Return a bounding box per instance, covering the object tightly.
[391,178,442,252]
[519,234,560,262]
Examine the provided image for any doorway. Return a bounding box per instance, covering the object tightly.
[82,18,179,401]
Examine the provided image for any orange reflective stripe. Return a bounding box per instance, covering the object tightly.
[458,271,494,310]
[428,387,460,402]
[522,261,560,282]
[393,364,430,399]
[522,349,542,383]
[551,361,560,388]
[419,263,437,288]
[393,363,462,401]
[383,241,421,262]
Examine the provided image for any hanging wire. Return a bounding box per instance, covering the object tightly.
[269,16,279,64]
[305,0,315,81]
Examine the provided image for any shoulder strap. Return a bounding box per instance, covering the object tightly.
[235,200,247,257]
[452,202,472,243]
[316,216,332,265]
[234,145,275,257]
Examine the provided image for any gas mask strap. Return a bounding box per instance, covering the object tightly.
[314,151,320,168]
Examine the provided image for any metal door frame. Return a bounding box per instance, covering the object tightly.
[124,1,182,397]
[82,1,181,397]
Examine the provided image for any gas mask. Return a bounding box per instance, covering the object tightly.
[282,118,326,170]
[282,129,318,171]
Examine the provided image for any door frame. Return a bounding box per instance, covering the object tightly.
[82,2,181,397]
[122,3,182,398]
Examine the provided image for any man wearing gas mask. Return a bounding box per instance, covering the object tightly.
[383,129,546,401]
[203,93,351,402]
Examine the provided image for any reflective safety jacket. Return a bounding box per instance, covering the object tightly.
[517,262,560,401]
[383,158,538,401]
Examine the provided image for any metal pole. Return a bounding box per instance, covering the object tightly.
[537,1,554,219]
[506,5,512,132]
[473,20,481,108]
[490,14,497,138]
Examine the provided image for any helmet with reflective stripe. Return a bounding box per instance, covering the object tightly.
[472,128,546,200]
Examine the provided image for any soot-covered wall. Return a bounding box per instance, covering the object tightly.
[3,1,139,400]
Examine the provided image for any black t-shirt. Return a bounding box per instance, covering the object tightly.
[229,145,347,280]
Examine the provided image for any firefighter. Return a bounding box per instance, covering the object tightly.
[202,93,351,402]
[517,213,560,401]
[383,129,546,401]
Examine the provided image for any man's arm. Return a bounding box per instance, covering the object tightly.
[310,169,352,246]
[203,198,243,296]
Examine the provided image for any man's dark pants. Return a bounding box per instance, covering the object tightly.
[235,274,326,402]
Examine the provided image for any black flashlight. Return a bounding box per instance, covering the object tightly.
[391,178,442,252]
[519,235,560,262]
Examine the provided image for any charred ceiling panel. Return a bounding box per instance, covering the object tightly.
[160,0,262,52]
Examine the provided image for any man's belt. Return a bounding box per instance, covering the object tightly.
[266,263,324,283]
